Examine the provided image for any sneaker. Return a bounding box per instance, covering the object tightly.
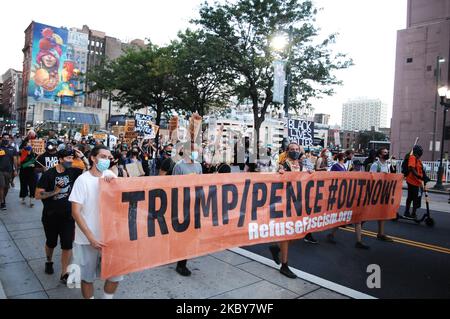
[280,264,297,279]
[176,265,191,277]
[377,234,394,242]
[326,234,337,244]
[45,262,54,275]
[0,203,6,211]
[269,245,281,265]
[410,212,417,219]
[355,242,370,250]
[303,233,318,244]
[60,273,69,285]
[403,212,411,218]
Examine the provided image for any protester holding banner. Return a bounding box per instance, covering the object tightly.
[344,150,355,171]
[268,142,313,279]
[18,138,38,208]
[369,148,394,242]
[327,153,370,249]
[315,148,330,172]
[35,149,84,284]
[158,144,175,176]
[172,142,203,277]
[69,145,123,299]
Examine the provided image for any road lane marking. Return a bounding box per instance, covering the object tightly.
[229,247,376,299]
[340,227,450,254]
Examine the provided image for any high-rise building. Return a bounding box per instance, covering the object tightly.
[19,21,145,134]
[391,0,450,160]
[314,113,330,125]
[1,69,22,122]
[342,98,388,131]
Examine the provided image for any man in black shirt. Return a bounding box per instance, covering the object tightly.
[0,133,19,210]
[35,149,83,283]
[158,144,175,176]
[36,140,59,172]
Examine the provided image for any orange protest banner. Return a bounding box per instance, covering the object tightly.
[99,172,402,279]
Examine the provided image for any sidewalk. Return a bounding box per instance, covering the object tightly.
[402,181,450,195]
[0,186,365,300]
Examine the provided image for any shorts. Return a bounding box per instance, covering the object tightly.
[0,171,11,188]
[72,243,124,284]
[41,210,75,250]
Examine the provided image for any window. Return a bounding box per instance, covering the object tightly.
[406,58,413,63]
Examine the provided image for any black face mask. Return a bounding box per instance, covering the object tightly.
[383,154,390,160]
[1,140,8,147]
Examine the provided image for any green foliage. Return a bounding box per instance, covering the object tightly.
[194,0,353,133]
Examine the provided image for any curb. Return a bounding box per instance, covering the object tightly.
[0,280,6,299]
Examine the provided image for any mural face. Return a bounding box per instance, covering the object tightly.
[28,22,88,106]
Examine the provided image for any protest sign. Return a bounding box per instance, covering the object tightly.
[125,162,145,177]
[73,132,82,142]
[31,139,45,155]
[288,119,314,147]
[134,113,156,136]
[99,171,402,279]
[93,132,108,140]
[81,124,89,136]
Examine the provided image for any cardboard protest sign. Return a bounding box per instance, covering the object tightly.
[125,162,145,177]
[31,139,45,155]
[74,132,82,142]
[288,119,314,147]
[93,132,108,140]
[189,113,202,142]
[100,172,402,279]
[112,126,125,138]
[81,124,89,136]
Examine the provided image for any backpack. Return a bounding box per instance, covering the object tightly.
[401,153,411,177]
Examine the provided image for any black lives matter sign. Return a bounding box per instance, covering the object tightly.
[288,119,314,147]
[135,113,154,135]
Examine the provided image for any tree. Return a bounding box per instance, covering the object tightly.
[194,0,353,144]
[169,29,236,117]
[87,44,175,127]
[357,130,388,151]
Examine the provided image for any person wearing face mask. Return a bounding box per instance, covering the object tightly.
[369,148,394,242]
[171,142,203,277]
[69,145,122,299]
[389,156,398,174]
[0,133,19,211]
[35,149,84,284]
[109,151,129,178]
[36,140,59,173]
[18,138,38,208]
[159,144,175,176]
[268,142,315,279]
[327,153,370,249]
[315,148,330,172]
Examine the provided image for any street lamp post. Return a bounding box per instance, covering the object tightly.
[29,104,36,128]
[432,57,446,162]
[434,87,450,190]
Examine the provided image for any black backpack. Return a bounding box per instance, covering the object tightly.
[401,153,411,177]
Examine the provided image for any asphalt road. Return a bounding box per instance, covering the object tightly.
[243,201,450,299]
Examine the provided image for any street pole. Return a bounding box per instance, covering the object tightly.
[107,91,112,131]
[30,104,35,128]
[283,26,293,118]
[58,97,63,134]
[432,56,445,162]
[435,103,448,190]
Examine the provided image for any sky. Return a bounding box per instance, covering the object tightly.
[0,0,407,126]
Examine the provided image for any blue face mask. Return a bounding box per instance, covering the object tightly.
[96,158,110,172]
[190,151,199,161]
[25,146,33,152]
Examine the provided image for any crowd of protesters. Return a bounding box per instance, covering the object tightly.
[0,127,430,297]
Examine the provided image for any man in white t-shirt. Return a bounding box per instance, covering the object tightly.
[69,145,122,299]
[369,147,394,243]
